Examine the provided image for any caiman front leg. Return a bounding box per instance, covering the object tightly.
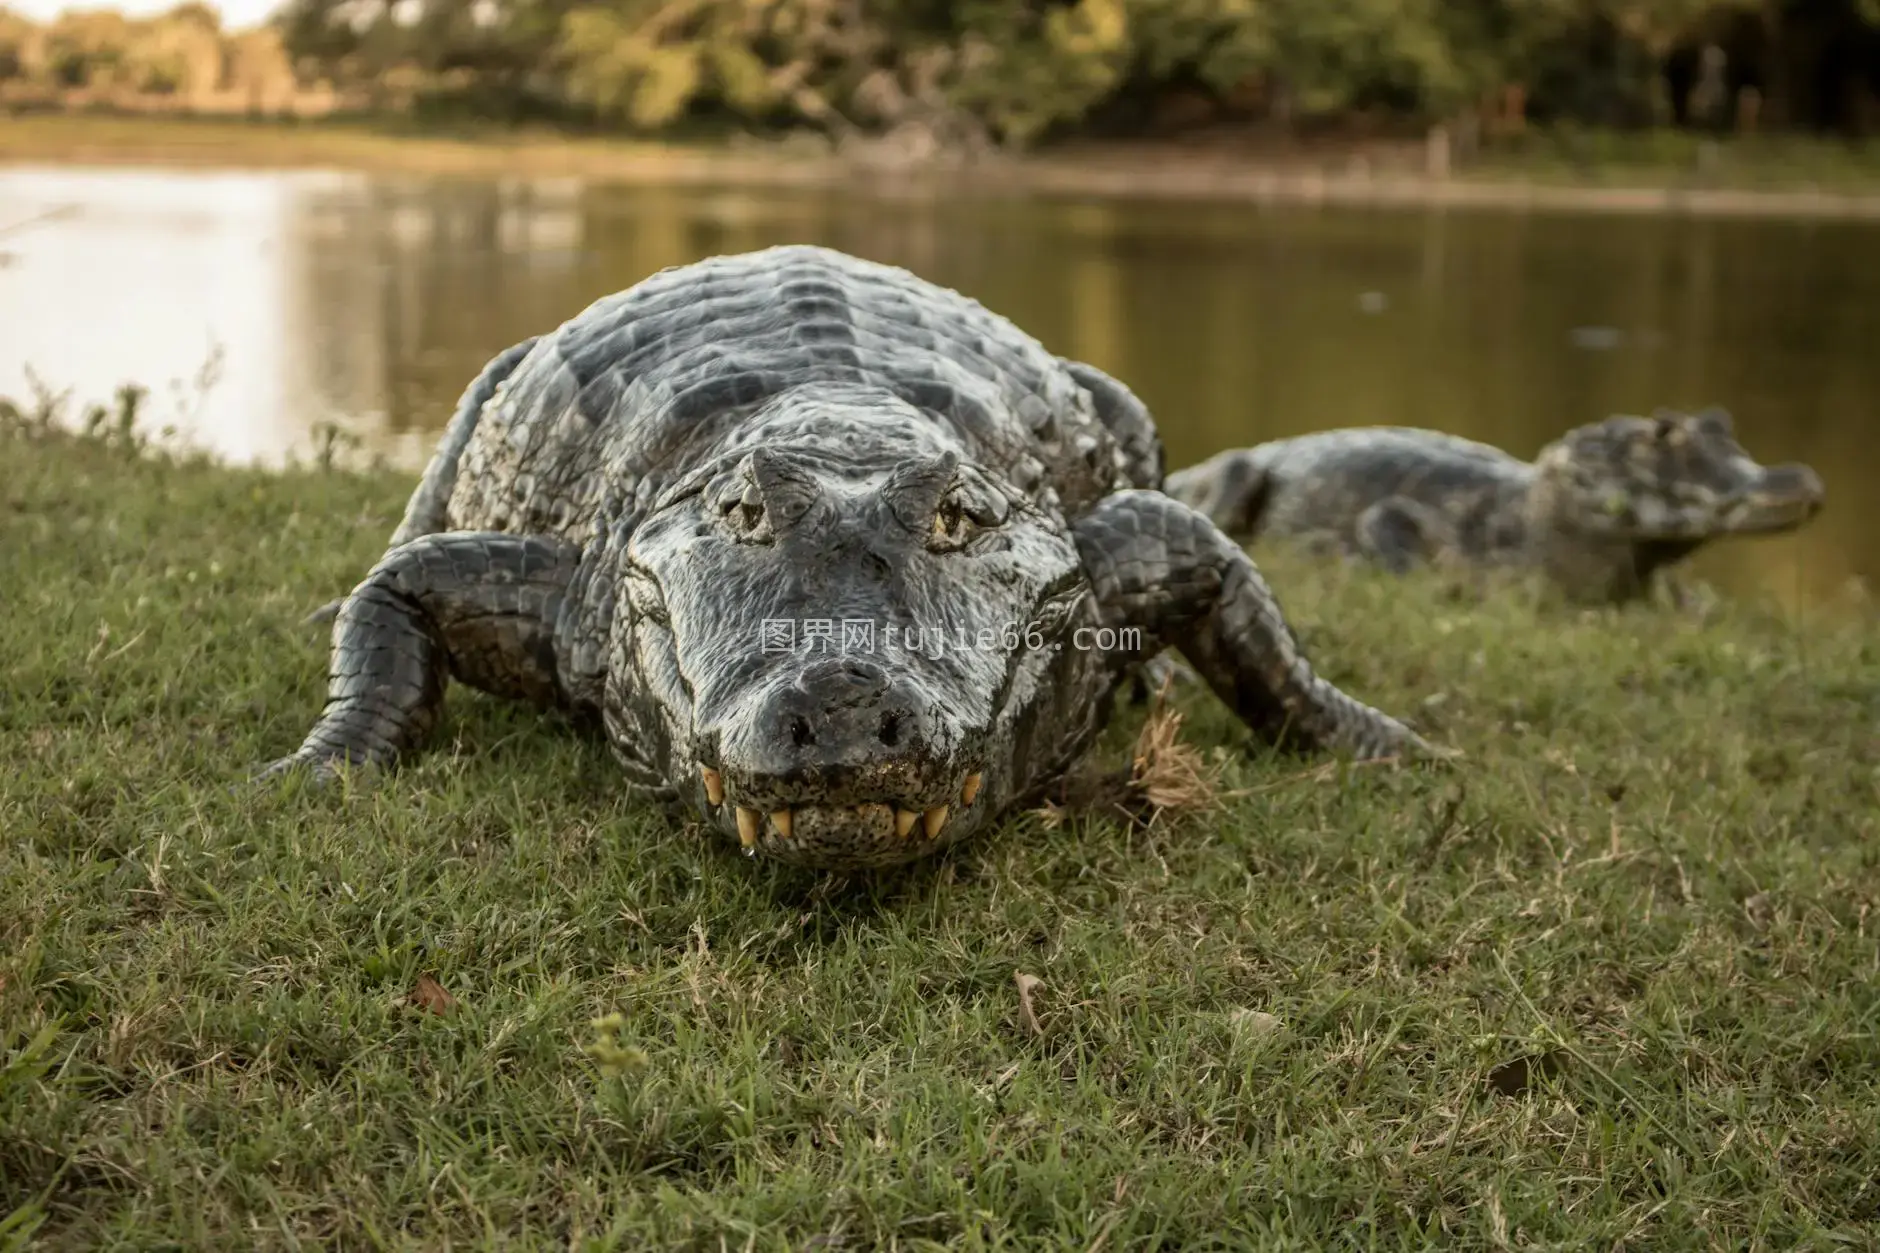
[1353,496,1448,574]
[260,532,608,782]
[1073,490,1447,762]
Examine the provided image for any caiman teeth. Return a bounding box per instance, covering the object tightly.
[733,802,945,841]
[962,773,983,806]
[700,766,724,806]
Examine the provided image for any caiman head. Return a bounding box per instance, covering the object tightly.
[1533,407,1825,548]
[618,431,1103,871]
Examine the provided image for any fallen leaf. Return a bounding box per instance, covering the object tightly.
[1228,1008,1282,1039]
[1014,972,1044,1037]
[410,973,456,1015]
[1485,1050,1565,1097]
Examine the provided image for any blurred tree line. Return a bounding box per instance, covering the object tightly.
[273,0,1880,145]
[0,3,314,110]
[5,0,1880,148]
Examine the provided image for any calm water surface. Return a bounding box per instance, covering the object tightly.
[2,163,1876,608]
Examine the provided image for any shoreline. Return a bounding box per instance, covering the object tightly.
[6,113,1880,220]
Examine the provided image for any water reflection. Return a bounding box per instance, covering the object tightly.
[0,165,340,462]
[0,165,1874,608]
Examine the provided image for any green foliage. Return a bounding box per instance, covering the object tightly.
[1125,0,1266,84]
[941,0,1131,145]
[557,0,783,130]
[1238,0,1478,117]
[0,10,29,82]
[273,0,584,115]
[4,0,1877,145]
[538,0,1503,145]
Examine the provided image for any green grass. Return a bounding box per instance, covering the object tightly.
[2,399,1878,1250]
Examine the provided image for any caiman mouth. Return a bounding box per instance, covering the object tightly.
[1721,464,1826,534]
[695,764,987,860]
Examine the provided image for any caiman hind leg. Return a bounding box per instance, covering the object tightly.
[262,531,608,782]
[1073,490,1449,762]
[1060,358,1165,490]
[1160,449,1274,541]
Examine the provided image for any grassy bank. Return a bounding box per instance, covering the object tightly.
[3,407,1878,1248]
[10,111,1880,218]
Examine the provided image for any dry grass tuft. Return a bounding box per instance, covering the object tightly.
[1124,674,1222,815]
[1033,670,1223,830]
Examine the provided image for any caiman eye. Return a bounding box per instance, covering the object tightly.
[623,565,669,626]
[1692,406,1734,438]
[928,483,1009,552]
[931,499,967,548]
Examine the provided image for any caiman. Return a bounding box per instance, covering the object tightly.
[1162,413,1825,604]
[261,245,1446,871]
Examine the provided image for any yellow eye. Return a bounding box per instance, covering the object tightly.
[932,500,966,545]
[927,477,1011,551]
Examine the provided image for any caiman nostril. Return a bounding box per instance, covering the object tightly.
[878,711,902,747]
[790,715,815,748]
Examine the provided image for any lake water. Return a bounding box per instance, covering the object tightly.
[2,162,1875,609]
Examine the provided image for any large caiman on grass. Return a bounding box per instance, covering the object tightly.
[261,245,1449,871]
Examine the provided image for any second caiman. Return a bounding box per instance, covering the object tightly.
[1163,413,1826,603]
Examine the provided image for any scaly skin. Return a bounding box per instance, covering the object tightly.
[1163,414,1826,604]
[264,245,1444,871]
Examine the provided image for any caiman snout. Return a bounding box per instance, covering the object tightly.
[1728,462,1826,533]
[693,657,986,865]
[767,657,914,757]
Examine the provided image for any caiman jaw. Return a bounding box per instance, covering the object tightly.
[697,764,985,853]
[1720,463,1826,535]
